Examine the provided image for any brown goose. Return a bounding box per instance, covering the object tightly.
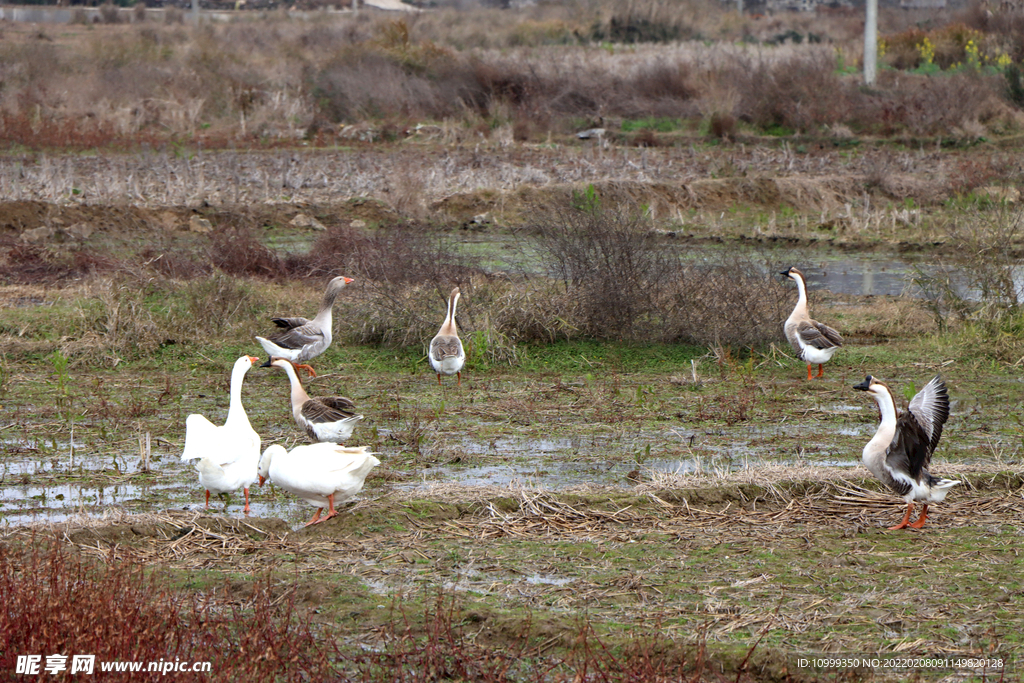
[256,276,354,377]
[429,287,466,385]
[780,266,843,380]
[264,357,363,445]
[854,374,958,530]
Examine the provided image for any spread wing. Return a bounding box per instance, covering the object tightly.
[431,335,463,361]
[301,396,359,424]
[271,316,311,330]
[797,320,843,349]
[267,322,325,351]
[907,375,949,459]
[886,412,931,485]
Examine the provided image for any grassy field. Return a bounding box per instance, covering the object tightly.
[2,2,1024,680]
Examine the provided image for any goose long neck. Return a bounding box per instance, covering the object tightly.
[226,364,252,429]
[792,273,809,315]
[281,362,311,406]
[874,387,898,428]
[441,292,459,335]
[313,287,341,324]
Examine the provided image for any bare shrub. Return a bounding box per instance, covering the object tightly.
[532,190,677,341]
[179,272,263,337]
[61,277,164,365]
[913,207,1024,339]
[208,226,285,279]
[853,72,1002,136]
[308,223,473,285]
[99,2,121,24]
[0,542,334,681]
[662,257,790,348]
[0,242,117,286]
[736,53,849,132]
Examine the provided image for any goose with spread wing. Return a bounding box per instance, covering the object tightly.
[854,374,959,530]
[256,275,354,377]
[258,443,380,526]
[781,267,844,380]
[264,357,363,444]
[429,287,466,385]
[181,355,262,514]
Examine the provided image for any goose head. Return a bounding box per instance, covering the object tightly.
[327,275,355,294]
[854,375,895,420]
[236,355,261,370]
[258,444,287,486]
[779,266,804,282]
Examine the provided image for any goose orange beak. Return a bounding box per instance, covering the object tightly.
[248,355,260,365]
[258,474,266,487]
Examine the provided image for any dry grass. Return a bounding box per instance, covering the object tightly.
[0,7,1018,150]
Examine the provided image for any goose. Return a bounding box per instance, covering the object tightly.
[258,443,380,526]
[854,374,959,530]
[181,355,262,514]
[263,357,364,444]
[429,287,466,385]
[255,275,354,378]
[780,266,844,380]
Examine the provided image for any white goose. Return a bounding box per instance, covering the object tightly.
[255,275,354,377]
[258,443,380,526]
[781,266,844,380]
[854,374,959,530]
[181,355,262,514]
[429,287,466,385]
[264,357,364,444]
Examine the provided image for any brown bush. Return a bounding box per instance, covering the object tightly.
[736,54,850,133]
[208,226,286,279]
[532,196,678,341]
[0,542,335,682]
[851,71,1000,136]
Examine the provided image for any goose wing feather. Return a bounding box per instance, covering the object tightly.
[267,323,325,351]
[907,374,949,460]
[797,320,843,349]
[301,396,359,424]
[431,335,463,361]
[886,412,931,484]
[271,316,311,330]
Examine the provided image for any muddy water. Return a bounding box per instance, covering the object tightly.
[459,234,929,297]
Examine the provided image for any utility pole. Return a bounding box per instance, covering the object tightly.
[864,0,878,85]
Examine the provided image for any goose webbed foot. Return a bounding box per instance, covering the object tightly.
[888,502,914,530]
[907,504,929,529]
[295,363,316,378]
[304,508,323,527]
[816,364,825,379]
[806,364,813,381]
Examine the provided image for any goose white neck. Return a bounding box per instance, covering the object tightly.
[870,385,899,428]
[226,361,253,428]
[279,361,310,403]
[792,273,808,309]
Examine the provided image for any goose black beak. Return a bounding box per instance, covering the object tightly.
[260,357,274,368]
[853,376,873,391]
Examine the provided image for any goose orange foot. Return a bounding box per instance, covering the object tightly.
[888,503,914,530]
[907,504,930,529]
